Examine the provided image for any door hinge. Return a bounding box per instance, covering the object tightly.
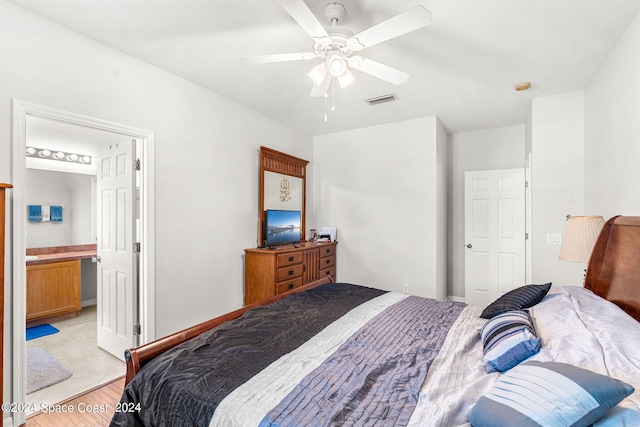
[134,242,141,253]
[525,233,529,240]
[133,324,141,335]
[525,181,529,188]
[134,158,141,171]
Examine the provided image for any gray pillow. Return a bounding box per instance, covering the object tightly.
[480,283,551,319]
[469,361,634,427]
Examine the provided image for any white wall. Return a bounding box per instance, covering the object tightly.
[68,173,95,245]
[313,116,446,299]
[447,125,526,299]
[0,0,312,329]
[584,10,640,218]
[530,91,586,286]
[24,169,94,248]
[0,0,312,409]
[435,119,448,301]
[24,169,73,248]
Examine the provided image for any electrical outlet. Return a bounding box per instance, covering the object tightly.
[546,233,562,245]
[402,283,409,294]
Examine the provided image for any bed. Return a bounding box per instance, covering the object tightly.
[111,215,640,427]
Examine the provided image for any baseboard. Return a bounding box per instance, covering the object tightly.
[81,298,97,307]
[448,295,465,303]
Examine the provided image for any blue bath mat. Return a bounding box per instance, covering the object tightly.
[26,324,60,341]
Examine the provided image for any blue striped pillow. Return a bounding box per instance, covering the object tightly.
[480,283,552,319]
[481,310,540,373]
[469,361,635,427]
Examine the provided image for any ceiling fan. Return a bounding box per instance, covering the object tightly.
[248,0,432,97]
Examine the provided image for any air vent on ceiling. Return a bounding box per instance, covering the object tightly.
[364,93,398,106]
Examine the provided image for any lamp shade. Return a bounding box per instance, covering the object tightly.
[559,216,605,262]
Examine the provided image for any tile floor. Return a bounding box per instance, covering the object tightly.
[25,305,126,414]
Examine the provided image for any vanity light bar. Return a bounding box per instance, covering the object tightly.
[25,146,91,165]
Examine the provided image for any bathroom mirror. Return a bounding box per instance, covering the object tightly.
[258,146,309,246]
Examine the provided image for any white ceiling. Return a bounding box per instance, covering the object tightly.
[8,0,640,135]
[26,116,117,155]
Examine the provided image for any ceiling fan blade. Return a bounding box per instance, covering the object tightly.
[277,0,329,40]
[310,73,332,97]
[348,6,431,51]
[243,52,316,64]
[348,56,409,85]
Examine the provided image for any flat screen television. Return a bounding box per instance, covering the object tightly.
[264,209,301,247]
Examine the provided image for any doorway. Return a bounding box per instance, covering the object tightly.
[11,100,156,426]
[464,168,526,305]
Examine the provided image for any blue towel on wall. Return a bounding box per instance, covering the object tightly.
[50,205,63,222]
[28,205,42,222]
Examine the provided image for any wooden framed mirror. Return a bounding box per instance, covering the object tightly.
[258,146,309,246]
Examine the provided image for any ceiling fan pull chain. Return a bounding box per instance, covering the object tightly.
[324,91,328,122]
[331,78,336,112]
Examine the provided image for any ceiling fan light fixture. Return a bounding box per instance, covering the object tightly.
[337,68,355,88]
[327,52,347,76]
[308,63,327,86]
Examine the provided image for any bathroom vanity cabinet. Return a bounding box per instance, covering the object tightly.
[25,244,96,322]
[26,259,81,321]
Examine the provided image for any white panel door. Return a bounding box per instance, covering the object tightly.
[96,141,137,360]
[464,168,525,306]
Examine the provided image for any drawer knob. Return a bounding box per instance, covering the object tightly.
[288,270,294,275]
[288,256,294,262]
[288,283,294,290]
[326,259,330,264]
[326,270,331,275]
[326,249,330,253]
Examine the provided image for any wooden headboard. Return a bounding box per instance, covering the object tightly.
[584,215,640,322]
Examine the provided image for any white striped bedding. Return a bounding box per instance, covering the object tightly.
[114,285,640,426]
[211,286,640,426]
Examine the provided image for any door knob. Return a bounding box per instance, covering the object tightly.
[466,244,472,248]
[92,255,101,263]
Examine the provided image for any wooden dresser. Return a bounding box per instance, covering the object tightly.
[1,183,13,411]
[244,241,337,305]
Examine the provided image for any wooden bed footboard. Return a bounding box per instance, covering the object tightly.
[125,276,333,384]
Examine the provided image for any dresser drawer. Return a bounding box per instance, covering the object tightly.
[276,277,303,294]
[319,264,336,279]
[277,252,303,267]
[277,264,303,282]
[319,255,336,269]
[319,244,336,258]
[244,242,338,305]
